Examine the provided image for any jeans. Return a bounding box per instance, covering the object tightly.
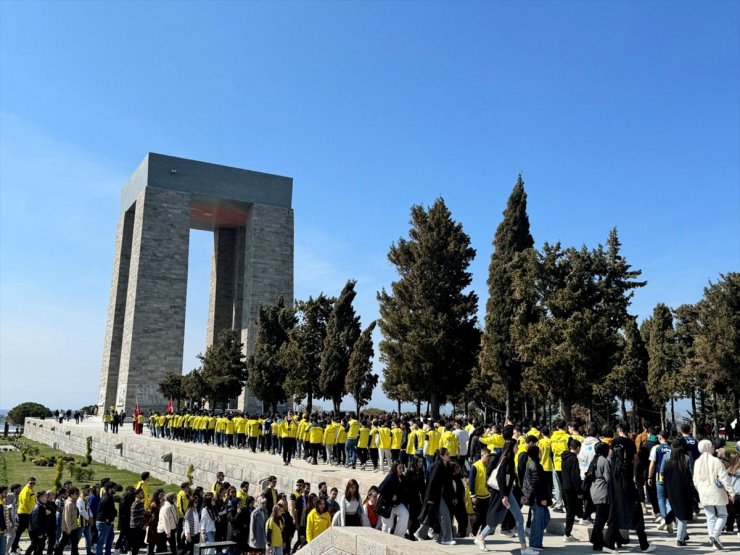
[0,532,7,555]
[95,522,114,555]
[80,526,93,554]
[656,481,671,520]
[704,505,728,540]
[479,491,526,546]
[676,517,688,541]
[203,530,216,555]
[529,505,551,549]
[345,438,358,468]
[56,514,63,544]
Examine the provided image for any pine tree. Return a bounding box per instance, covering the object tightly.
[480,176,535,418]
[283,294,335,414]
[320,281,361,412]
[158,372,184,410]
[646,303,679,429]
[377,197,479,418]
[198,329,249,409]
[345,321,378,415]
[181,369,208,408]
[601,317,649,422]
[246,298,297,412]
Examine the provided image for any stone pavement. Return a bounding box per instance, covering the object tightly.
[23,418,740,554]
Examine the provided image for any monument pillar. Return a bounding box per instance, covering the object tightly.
[98,153,293,417]
[115,187,191,414]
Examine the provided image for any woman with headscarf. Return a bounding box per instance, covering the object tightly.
[663,438,693,547]
[693,439,735,551]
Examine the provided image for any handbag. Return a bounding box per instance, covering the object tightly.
[487,459,504,490]
[375,495,392,519]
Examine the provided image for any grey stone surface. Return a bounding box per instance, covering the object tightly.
[98,154,294,415]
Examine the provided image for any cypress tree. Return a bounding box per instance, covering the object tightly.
[480,175,535,418]
[283,294,335,414]
[246,298,297,412]
[199,329,249,409]
[377,197,479,418]
[345,321,378,416]
[319,280,361,412]
[646,303,678,429]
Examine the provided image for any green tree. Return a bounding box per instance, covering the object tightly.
[246,298,297,412]
[377,197,479,418]
[283,294,334,414]
[694,273,740,427]
[320,281,361,412]
[345,321,378,415]
[7,402,53,425]
[181,369,208,408]
[199,329,248,409]
[480,176,535,418]
[646,303,679,429]
[158,372,184,410]
[600,316,649,423]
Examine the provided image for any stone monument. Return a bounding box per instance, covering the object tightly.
[98,153,293,415]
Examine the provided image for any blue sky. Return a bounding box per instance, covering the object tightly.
[1,1,738,414]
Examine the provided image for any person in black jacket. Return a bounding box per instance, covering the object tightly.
[523,445,551,551]
[413,448,455,545]
[26,492,48,555]
[95,483,118,555]
[377,461,409,537]
[115,487,135,554]
[562,438,583,541]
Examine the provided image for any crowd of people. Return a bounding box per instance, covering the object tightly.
[2,411,739,555]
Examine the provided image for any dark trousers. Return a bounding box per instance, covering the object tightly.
[369,448,379,469]
[283,438,295,464]
[13,514,30,552]
[311,442,321,464]
[452,500,468,537]
[358,448,368,466]
[26,533,46,555]
[157,531,176,554]
[727,497,740,532]
[128,529,145,555]
[606,514,649,551]
[591,503,611,550]
[472,496,490,535]
[54,531,79,555]
[563,489,581,536]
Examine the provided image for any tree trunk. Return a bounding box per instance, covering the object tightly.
[356,400,361,417]
[670,398,676,432]
[397,399,401,415]
[506,387,515,420]
[632,400,638,431]
[306,392,313,415]
[559,399,571,421]
[660,407,665,431]
[712,392,719,435]
[416,400,421,417]
[430,392,440,419]
[523,398,528,421]
[620,398,627,422]
[333,397,341,414]
[699,389,706,424]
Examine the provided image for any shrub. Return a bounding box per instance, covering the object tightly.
[7,402,53,425]
[186,463,195,486]
[52,456,64,489]
[85,437,92,464]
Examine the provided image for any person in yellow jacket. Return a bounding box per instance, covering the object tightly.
[234,414,247,449]
[440,423,459,457]
[224,416,235,448]
[550,419,570,510]
[335,418,347,466]
[390,421,404,462]
[377,421,392,472]
[308,418,324,465]
[176,482,190,521]
[280,412,298,466]
[469,449,491,537]
[424,424,441,471]
[346,414,361,469]
[479,425,505,454]
[10,477,36,553]
[306,498,331,542]
[265,504,285,552]
[135,471,151,508]
[357,421,370,470]
[247,416,260,453]
[538,427,554,496]
[323,420,337,466]
[369,422,381,472]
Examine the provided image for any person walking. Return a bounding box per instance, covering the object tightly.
[663,439,693,546]
[469,448,491,537]
[414,448,455,546]
[53,488,79,555]
[11,478,36,554]
[693,439,735,550]
[248,497,268,554]
[377,462,409,537]
[26,491,47,555]
[522,446,551,552]
[561,438,583,542]
[95,483,117,555]
[156,493,177,555]
[127,490,146,555]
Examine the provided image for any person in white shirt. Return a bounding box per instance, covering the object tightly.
[453,420,469,467]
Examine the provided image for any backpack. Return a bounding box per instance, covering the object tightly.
[582,454,599,492]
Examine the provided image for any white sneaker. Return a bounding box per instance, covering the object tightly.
[564,535,579,542]
[641,546,656,553]
[439,540,457,545]
[427,529,436,540]
[603,548,619,554]
[657,522,667,531]
[474,536,489,551]
[413,529,425,541]
[521,549,539,555]
[579,518,593,526]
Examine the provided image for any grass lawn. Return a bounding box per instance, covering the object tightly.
[0,437,178,493]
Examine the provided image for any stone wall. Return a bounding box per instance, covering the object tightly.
[23,419,349,499]
[298,527,447,555]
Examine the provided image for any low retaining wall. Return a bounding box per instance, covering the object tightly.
[23,418,348,498]
[298,527,447,555]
